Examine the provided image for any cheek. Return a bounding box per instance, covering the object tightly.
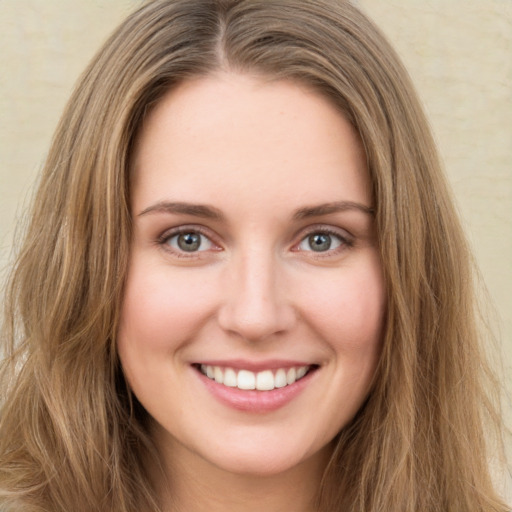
[116,262,221,408]
[118,261,218,353]
[285,259,385,439]
[297,259,386,351]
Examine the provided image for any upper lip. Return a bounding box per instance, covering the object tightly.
[192,359,317,372]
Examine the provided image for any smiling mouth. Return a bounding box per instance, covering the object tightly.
[193,364,318,391]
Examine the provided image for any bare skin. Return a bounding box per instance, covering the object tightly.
[153,426,333,512]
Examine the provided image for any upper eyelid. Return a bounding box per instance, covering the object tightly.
[293,223,353,241]
[158,224,217,241]
[157,224,221,253]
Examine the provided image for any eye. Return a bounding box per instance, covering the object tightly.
[296,231,347,253]
[164,230,214,253]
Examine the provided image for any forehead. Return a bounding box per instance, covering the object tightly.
[131,72,371,212]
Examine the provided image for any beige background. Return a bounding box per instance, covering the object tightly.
[0,0,511,483]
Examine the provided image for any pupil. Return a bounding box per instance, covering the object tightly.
[309,233,331,252]
[178,233,201,251]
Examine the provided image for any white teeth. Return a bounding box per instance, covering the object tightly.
[237,370,256,390]
[199,364,312,391]
[256,370,274,391]
[223,368,237,387]
[274,368,287,388]
[214,366,223,384]
[296,366,308,379]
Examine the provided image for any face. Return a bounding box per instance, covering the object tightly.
[118,72,385,479]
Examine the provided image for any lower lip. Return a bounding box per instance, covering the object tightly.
[195,368,316,413]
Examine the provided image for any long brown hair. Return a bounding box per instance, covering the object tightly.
[0,1,508,510]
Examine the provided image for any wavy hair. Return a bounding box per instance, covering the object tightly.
[0,0,508,510]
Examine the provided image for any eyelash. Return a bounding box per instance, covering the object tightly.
[157,225,219,259]
[156,225,353,258]
[293,227,354,256]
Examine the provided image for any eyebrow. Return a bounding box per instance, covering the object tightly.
[138,201,225,220]
[137,200,374,221]
[292,201,375,220]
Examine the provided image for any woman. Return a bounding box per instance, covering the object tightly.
[0,0,508,511]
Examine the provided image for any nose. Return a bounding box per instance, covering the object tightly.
[217,249,296,342]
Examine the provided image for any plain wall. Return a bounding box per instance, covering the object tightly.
[1,0,511,486]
